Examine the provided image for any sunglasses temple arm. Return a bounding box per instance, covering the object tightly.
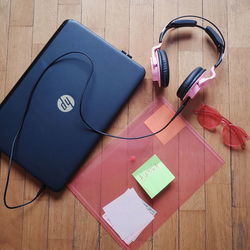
[195,109,222,120]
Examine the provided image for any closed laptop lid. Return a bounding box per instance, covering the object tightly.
[0,20,145,191]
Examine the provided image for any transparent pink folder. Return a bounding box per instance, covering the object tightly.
[68,97,224,249]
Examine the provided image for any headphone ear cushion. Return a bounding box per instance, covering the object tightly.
[157,50,169,88]
[177,67,206,100]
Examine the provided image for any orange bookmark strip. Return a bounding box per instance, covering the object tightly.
[144,104,186,145]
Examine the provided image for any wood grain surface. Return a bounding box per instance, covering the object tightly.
[0,0,249,249]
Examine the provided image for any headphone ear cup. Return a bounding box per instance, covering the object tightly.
[157,50,170,88]
[177,67,206,100]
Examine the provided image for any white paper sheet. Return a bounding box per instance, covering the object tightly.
[102,188,156,245]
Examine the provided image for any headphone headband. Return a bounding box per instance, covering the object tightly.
[159,15,225,68]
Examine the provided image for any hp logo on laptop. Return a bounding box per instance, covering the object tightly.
[57,95,75,112]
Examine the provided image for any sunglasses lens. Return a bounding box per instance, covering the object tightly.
[222,125,248,148]
[197,112,221,130]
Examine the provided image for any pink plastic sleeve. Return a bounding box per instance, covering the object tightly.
[68,97,224,249]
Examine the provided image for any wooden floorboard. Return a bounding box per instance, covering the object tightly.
[0,0,250,249]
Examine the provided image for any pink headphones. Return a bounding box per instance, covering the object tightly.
[151,15,225,101]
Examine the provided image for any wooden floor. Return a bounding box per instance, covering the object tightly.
[0,0,250,249]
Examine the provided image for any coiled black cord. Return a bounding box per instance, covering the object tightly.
[4,50,189,209]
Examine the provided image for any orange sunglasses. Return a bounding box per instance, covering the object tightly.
[195,104,249,149]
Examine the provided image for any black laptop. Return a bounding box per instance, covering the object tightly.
[0,20,145,191]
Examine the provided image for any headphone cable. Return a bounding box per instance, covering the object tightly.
[3,127,46,209]
[3,51,189,209]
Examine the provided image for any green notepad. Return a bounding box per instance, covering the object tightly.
[132,155,175,198]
